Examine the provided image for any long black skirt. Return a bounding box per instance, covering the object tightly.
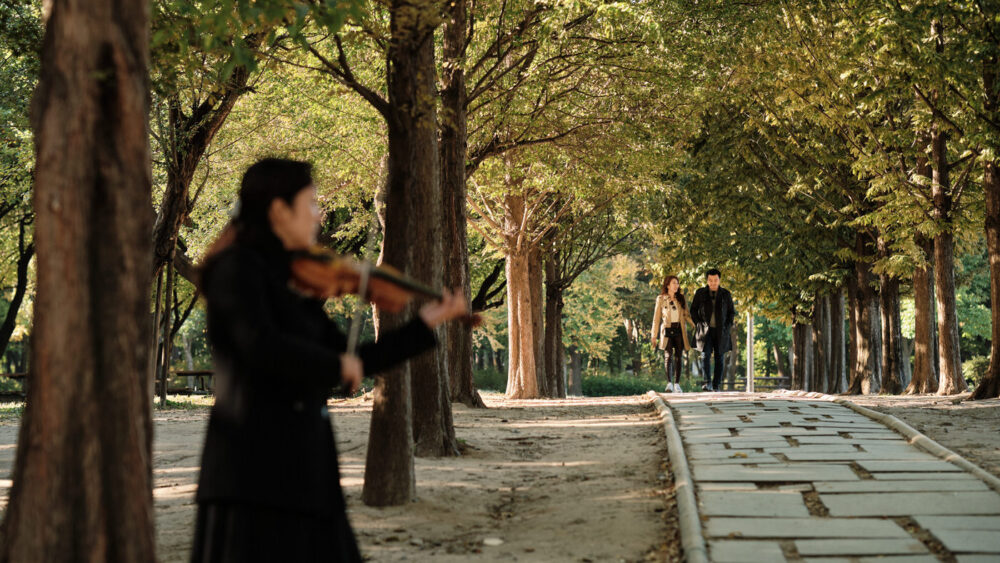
[190,502,362,563]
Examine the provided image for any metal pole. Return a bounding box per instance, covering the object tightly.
[746,311,755,393]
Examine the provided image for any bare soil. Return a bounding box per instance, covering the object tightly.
[844,393,1000,479]
[0,393,681,562]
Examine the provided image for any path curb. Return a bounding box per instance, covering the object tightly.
[646,390,708,563]
[776,389,1000,495]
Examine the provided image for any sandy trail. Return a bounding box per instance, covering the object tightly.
[0,393,680,562]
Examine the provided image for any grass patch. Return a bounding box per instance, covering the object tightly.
[473,368,507,392]
[0,401,24,421]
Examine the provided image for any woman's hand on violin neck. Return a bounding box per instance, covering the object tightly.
[418,288,469,329]
[340,354,363,395]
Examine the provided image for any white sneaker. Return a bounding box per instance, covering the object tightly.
[674,383,683,393]
[665,382,674,393]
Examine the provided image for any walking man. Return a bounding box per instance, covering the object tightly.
[690,268,736,391]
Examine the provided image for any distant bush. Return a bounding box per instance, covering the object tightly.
[0,376,23,394]
[582,370,669,396]
[962,356,990,386]
[474,368,507,392]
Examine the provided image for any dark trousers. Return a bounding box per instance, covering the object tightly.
[662,323,683,383]
[702,327,724,389]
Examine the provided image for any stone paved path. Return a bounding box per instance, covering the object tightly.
[663,394,1000,562]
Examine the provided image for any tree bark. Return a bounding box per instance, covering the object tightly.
[0,0,156,558]
[792,319,812,391]
[530,245,546,396]
[568,345,583,395]
[544,255,567,398]
[930,123,966,395]
[827,287,846,394]
[772,342,790,384]
[973,58,1000,400]
[908,236,939,394]
[440,0,484,409]
[847,234,882,394]
[363,0,448,505]
[877,242,904,394]
[0,219,34,361]
[504,235,539,399]
[811,293,830,393]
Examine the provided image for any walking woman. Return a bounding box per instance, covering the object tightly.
[651,275,695,393]
[192,158,467,562]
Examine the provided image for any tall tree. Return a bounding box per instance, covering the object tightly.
[0,0,155,559]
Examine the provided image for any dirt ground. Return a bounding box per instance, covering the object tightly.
[846,393,1000,480]
[0,393,681,562]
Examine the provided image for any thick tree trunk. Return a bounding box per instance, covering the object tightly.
[792,320,812,391]
[811,294,830,393]
[440,0,483,409]
[544,257,566,398]
[878,263,904,395]
[530,245,546,396]
[973,60,1000,400]
[0,221,34,360]
[908,236,939,394]
[847,234,882,394]
[0,0,156,558]
[505,240,539,398]
[930,125,966,395]
[363,0,448,505]
[847,275,859,390]
[827,288,846,394]
[974,159,1000,399]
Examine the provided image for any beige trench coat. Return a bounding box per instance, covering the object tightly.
[650,294,695,352]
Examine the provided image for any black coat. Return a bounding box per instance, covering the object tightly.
[196,236,436,518]
[689,286,736,352]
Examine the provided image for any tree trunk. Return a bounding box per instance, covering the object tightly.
[908,236,939,394]
[930,124,966,395]
[0,0,155,558]
[811,293,829,393]
[792,320,812,391]
[847,274,859,390]
[568,345,583,395]
[847,234,882,394]
[772,342,790,383]
[827,288,846,394]
[973,58,1000,400]
[726,327,738,390]
[530,245,546,397]
[544,256,566,398]
[363,0,447,505]
[0,220,34,360]
[878,259,904,395]
[440,0,484,409]
[505,238,539,399]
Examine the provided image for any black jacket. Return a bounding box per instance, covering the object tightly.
[689,286,736,352]
[196,236,436,517]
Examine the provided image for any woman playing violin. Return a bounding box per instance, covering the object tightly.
[191,158,467,562]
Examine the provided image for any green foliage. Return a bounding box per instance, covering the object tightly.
[580,370,663,397]
[962,356,991,386]
[0,375,22,394]
[473,368,507,392]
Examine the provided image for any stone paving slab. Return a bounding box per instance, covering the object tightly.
[782,451,937,462]
[802,556,938,563]
[665,394,1000,562]
[933,530,1000,554]
[705,517,909,539]
[871,472,978,480]
[821,492,1000,517]
[913,516,1000,530]
[858,460,963,472]
[815,479,990,493]
[699,490,810,517]
[708,540,785,562]
[692,464,861,482]
[795,538,929,556]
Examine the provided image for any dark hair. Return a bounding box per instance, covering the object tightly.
[234,158,314,245]
[198,158,313,288]
[705,268,722,279]
[660,275,687,309]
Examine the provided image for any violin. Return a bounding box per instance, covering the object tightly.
[289,245,482,327]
